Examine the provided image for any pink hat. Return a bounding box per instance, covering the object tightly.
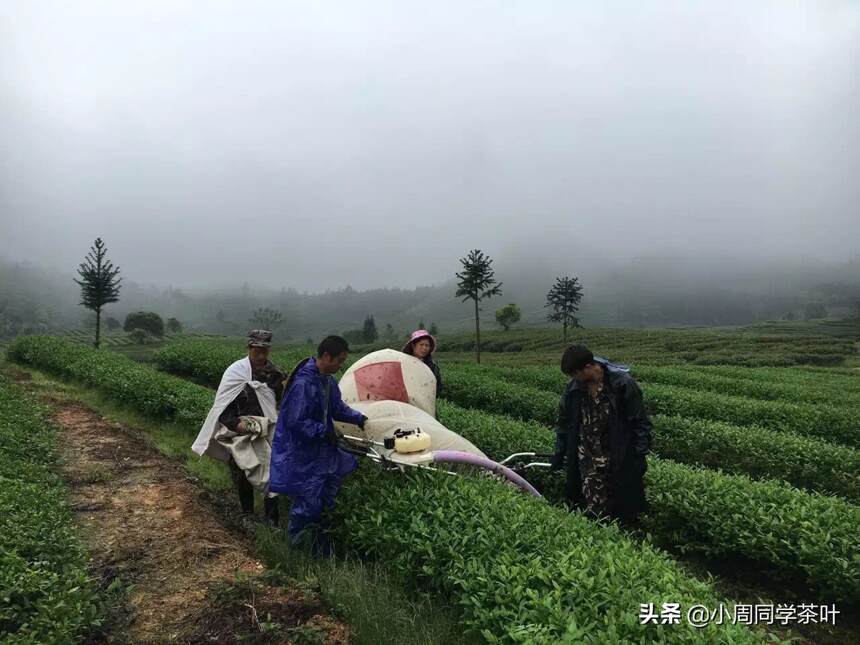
[403,329,436,354]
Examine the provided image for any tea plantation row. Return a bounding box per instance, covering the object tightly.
[442,365,860,449]
[152,340,860,500]
[435,327,854,367]
[142,339,860,602]
[0,375,103,643]
[6,337,766,642]
[443,361,860,407]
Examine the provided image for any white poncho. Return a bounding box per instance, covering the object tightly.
[191,357,278,490]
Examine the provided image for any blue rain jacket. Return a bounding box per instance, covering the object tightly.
[269,357,364,496]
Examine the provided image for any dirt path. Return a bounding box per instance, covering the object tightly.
[11,370,348,644]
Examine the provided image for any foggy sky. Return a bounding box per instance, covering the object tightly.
[1,1,858,292]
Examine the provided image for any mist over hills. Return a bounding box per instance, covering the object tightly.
[2,254,857,341]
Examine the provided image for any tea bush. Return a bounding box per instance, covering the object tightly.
[7,336,212,423]
[436,327,854,367]
[443,364,860,449]
[138,339,860,602]
[643,382,858,449]
[436,401,860,603]
[633,365,860,407]
[334,467,760,643]
[0,375,102,642]
[155,341,315,386]
[649,415,859,502]
[6,338,764,642]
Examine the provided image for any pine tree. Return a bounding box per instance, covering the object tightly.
[362,315,378,343]
[74,238,121,348]
[545,276,583,342]
[249,307,283,330]
[455,249,503,363]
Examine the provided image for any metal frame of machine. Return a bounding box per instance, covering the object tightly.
[337,432,552,498]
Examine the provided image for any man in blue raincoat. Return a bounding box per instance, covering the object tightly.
[269,335,367,552]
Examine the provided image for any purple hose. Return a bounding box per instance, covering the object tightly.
[432,450,543,498]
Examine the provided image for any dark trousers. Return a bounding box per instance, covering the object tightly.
[229,457,280,524]
[287,475,342,551]
[229,457,255,512]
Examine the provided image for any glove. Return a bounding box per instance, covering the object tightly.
[550,452,565,471]
[358,415,368,430]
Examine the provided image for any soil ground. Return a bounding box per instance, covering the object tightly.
[7,367,349,644]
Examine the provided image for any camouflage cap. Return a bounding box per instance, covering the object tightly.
[247,329,273,348]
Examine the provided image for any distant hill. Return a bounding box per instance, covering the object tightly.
[1,256,858,341]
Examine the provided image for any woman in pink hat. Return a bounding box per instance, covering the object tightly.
[402,329,444,397]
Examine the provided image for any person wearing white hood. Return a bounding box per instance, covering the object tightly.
[191,329,286,526]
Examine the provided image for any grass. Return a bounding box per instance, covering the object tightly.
[256,531,479,645]
[5,362,475,645]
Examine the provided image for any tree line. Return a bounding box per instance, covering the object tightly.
[8,238,852,348]
[71,240,585,358]
[455,248,584,362]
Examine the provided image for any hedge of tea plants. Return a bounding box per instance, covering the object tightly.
[0,375,103,642]
[154,340,314,386]
[436,396,860,503]
[646,415,859,502]
[333,466,761,643]
[442,365,860,449]
[444,362,860,406]
[6,337,764,643]
[136,339,860,601]
[632,365,860,407]
[7,336,213,423]
[435,400,860,603]
[436,327,854,367]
